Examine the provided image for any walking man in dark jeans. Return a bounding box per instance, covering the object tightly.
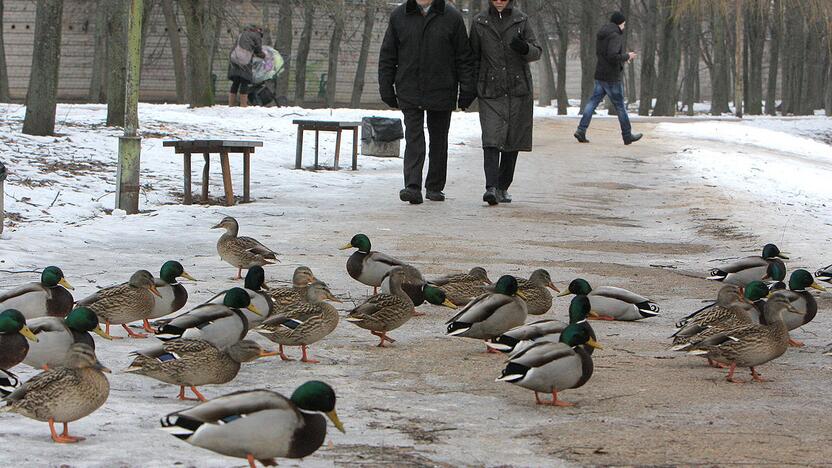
[379,0,476,204]
[574,11,642,145]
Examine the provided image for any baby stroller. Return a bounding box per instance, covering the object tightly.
[248,46,286,107]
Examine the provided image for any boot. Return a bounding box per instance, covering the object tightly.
[497,189,512,203]
[623,133,643,145]
[483,187,498,206]
[240,94,249,108]
[228,93,237,107]
[399,188,423,205]
[574,130,589,143]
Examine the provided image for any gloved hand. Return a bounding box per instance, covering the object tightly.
[510,34,530,55]
[458,92,476,110]
[382,95,399,109]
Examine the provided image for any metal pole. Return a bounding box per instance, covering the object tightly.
[0,162,6,236]
[116,0,143,214]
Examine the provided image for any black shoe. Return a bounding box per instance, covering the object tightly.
[426,191,445,202]
[574,130,589,143]
[623,133,643,145]
[399,188,423,204]
[483,187,498,206]
[496,189,512,203]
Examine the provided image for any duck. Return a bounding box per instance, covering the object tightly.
[156,288,261,349]
[446,275,528,352]
[432,267,492,306]
[558,278,659,321]
[0,266,74,320]
[212,216,278,280]
[816,264,832,284]
[265,266,317,312]
[255,281,341,363]
[23,307,112,370]
[1,343,110,443]
[346,267,415,347]
[515,269,560,315]
[670,286,756,352]
[76,270,162,339]
[497,323,602,407]
[161,381,345,467]
[0,309,39,371]
[380,268,458,312]
[686,295,793,383]
[770,269,827,347]
[146,261,197,332]
[124,339,268,402]
[207,266,274,327]
[340,233,408,294]
[707,243,788,286]
[488,295,598,355]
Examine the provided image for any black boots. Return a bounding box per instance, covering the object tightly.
[399,188,423,204]
[483,187,498,206]
[574,130,589,143]
[496,189,512,203]
[426,191,445,201]
[624,133,643,145]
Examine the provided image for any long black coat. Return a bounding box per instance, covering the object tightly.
[470,7,541,152]
[378,0,475,111]
[594,22,628,82]
[227,29,264,83]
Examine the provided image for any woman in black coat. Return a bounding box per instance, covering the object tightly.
[227,25,265,108]
[470,0,541,205]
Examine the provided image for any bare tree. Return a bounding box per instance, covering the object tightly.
[275,0,293,100]
[352,0,379,108]
[653,0,681,116]
[179,0,223,107]
[734,0,743,117]
[552,1,569,115]
[162,0,188,104]
[326,0,346,108]
[764,0,781,115]
[106,0,128,126]
[745,0,766,115]
[529,0,555,107]
[681,8,699,115]
[0,0,10,102]
[294,2,315,104]
[638,0,658,116]
[23,0,63,136]
[88,0,108,103]
[578,0,598,111]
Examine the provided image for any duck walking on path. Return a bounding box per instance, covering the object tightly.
[446,275,528,352]
[0,266,74,320]
[341,234,408,295]
[76,270,161,339]
[213,216,278,280]
[347,267,415,347]
[707,243,788,286]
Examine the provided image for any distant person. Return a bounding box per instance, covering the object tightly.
[378,0,476,205]
[470,0,541,206]
[227,24,265,108]
[574,12,642,145]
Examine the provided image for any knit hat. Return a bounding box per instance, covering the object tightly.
[610,12,626,25]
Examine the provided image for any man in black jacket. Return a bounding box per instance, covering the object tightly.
[379,0,476,204]
[574,12,642,145]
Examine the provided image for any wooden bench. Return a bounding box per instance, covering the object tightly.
[293,120,360,171]
[163,140,264,206]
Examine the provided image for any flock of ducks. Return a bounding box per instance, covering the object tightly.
[0,216,829,466]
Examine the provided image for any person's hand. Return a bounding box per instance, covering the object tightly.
[382,95,399,109]
[628,52,637,61]
[458,92,476,111]
[510,34,530,56]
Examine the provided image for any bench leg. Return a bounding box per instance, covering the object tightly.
[202,153,210,203]
[295,126,304,169]
[352,127,358,171]
[183,152,192,205]
[220,151,234,206]
[243,150,251,203]
[334,129,342,170]
[314,130,319,169]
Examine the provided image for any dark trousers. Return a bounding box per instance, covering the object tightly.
[402,109,452,192]
[577,80,632,137]
[483,147,518,190]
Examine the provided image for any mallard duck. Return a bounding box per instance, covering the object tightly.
[23,307,112,370]
[0,266,74,320]
[380,269,458,314]
[161,381,344,467]
[346,267,415,347]
[213,216,278,280]
[770,269,827,347]
[707,243,788,286]
[156,288,261,349]
[0,368,18,397]
[558,278,659,321]
[207,266,274,327]
[764,261,787,291]
[147,261,196,332]
[488,295,598,355]
[686,295,792,383]
[265,266,317,311]
[125,339,268,401]
[340,233,408,294]
[670,286,756,352]
[446,275,528,352]
[515,269,560,315]
[0,309,39,371]
[255,281,341,363]
[432,267,492,306]
[1,343,110,443]
[816,264,832,284]
[497,323,601,407]
[77,270,161,339]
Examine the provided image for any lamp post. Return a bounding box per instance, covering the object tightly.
[116,0,143,214]
[0,161,6,235]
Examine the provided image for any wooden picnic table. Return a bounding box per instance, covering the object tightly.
[163,140,263,206]
[293,120,360,171]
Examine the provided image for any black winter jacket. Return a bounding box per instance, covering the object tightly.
[594,22,629,82]
[378,0,476,111]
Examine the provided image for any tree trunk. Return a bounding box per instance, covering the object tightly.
[621,0,635,103]
[653,0,681,116]
[682,11,699,116]
[88,0,108,103]
[530,0,555,106]
[351,0,378,108]
[0,0,11,102]
[325,0,345,108]
[638,0,658,116]
[179,0,221,107]
[294,3,315,104]
[261,0,272,45]
[106,0,128,126]
[710,10,731,115]
[553,1,568,115]
[23,0,63,136]
[578,0,597,111]
[745,0,765,115]
[764,0,780,115]
[275,0,293,101]
[162,0,187,104]
[734,0,743,118]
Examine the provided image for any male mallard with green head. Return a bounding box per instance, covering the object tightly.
[213,216,278,280]
[446,275,528,352]
[340,234,408,295]
[0,309,39,371]
[207,266,274,327]
[0,266,74,320]
[77,270,162,339]
[558,278,659,321]
[770,269,827,347]
[346,267,415,347]
[147,260,196,332]
[23,307,112,370]
[707,243,788,286]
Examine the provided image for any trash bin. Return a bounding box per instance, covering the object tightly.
[0,161,6,235]
[361,117,404,158]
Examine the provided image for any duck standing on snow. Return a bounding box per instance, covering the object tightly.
[346,267,415,347]
[340,233,408,295]
[558,278,659,321]
[266,266,317,312]
[515,269,560,315]
[76,270,161,339]
[432,267,492,307]
[771,269,827,347]
[146,261,196,333]
[212,216,278,280]
[0,266,74,320]
[0,310,38,389]
[1,343,109,443]
[23,307,112,370]
[816,264,832,284]
[161,381,345,468]
[707,243,788,286]
[497,323,602,407]
[446,275,528,352]
[207,266,274,327]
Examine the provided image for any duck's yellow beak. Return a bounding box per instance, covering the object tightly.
[93,326,114,340]
[260,282,271,291]
[547,282,561,293]
[516,290,528,300]
[20,326,38,342]
[181,272,197,281]
[326,410,346,433]
[442,299,457,309]
[149,284,163,298]
[247,304,262,316]
[59,278,75,290]
[339,243,353,250]
[811,282,827,292]
[777,253,789,259]
[587,338,603,350]
[258,349,279,358]
[557,290,572,297]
